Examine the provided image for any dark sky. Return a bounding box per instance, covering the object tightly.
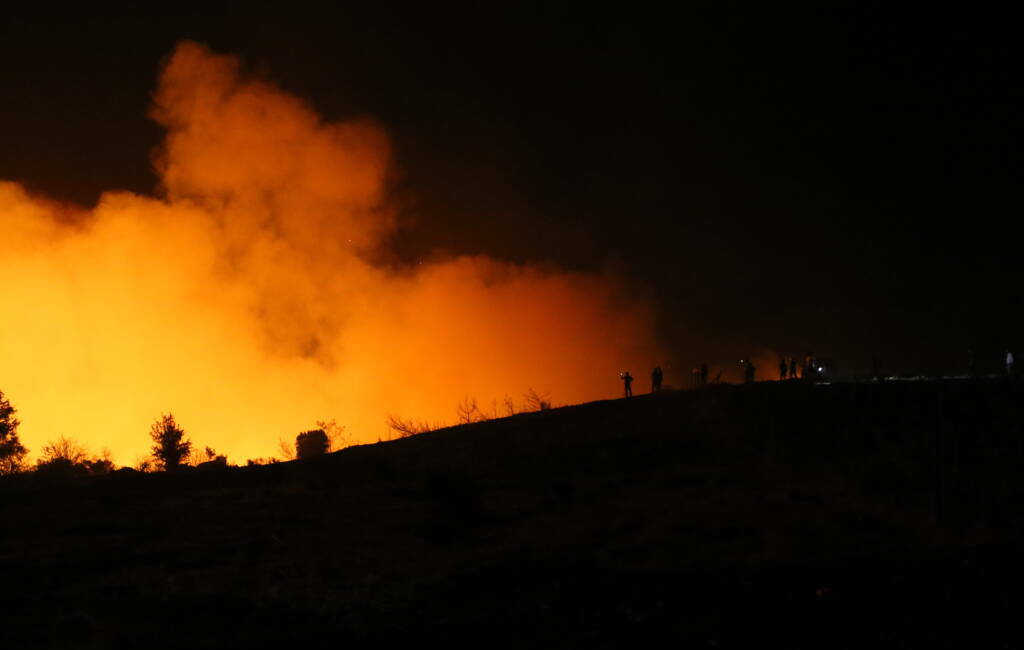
[2,3,1021,378]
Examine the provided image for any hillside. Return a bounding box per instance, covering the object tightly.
[2,378,1023,648]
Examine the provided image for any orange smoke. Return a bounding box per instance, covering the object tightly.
[0,42,664,465]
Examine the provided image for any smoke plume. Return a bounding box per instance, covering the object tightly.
[0,42,664,464]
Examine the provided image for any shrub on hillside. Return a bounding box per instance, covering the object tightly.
[386,414,436,438]
[34,436,115,480]
[523,388,552,412]
[196,455,228,469]
[190,445,228,467]
[295,429,330,459]
[246,457,279,466]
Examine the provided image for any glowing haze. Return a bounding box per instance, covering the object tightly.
[0,42,664,465]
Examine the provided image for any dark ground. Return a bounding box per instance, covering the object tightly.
[2,377,1023,648]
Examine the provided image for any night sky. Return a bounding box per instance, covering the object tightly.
[2,3,1020,379]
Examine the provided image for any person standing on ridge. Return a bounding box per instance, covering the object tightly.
[651,366,663,392]
[742,359,756,384]
[789,357,797,380]
[700,362,709,386]
[779,357,788,380]
[621,371,634,397]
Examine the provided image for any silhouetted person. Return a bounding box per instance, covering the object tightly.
[803,352,815,380]
[789,357,797,379]
[651,366,663,392]
[1008,350,1015,377]
[778,357,787,380]
[743,360,756,384]
[700,362,709,386]
[621,371,634,397]
[691,366,700,388]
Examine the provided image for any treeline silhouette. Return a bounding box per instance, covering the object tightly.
[0,387,349,479]
[0,386,554,479]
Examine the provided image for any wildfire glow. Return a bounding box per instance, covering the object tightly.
[0,42,664,465]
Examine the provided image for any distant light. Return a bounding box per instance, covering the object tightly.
[818,366,824,372]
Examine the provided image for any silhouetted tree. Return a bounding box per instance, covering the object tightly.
[295,429,330,459]
[149,413,192,471]
[0,390,27,475]
[277,436,297,461]
[318,419,348,449]
[456,397,487,424]
[503,395,518,416]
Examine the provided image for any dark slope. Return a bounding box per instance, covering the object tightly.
[2,378,1023,648]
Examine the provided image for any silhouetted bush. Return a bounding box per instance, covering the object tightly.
[295,429,330,459]
[0,389,27,475]
[523,388,552,411]
[246,457,279,466]
[189,445,227,467]
[33,436,113,480]
[281,420,346,460]
[149,413,192,471]
[197,456,228,470]
[34,457,88,480]
[86,457,116,475]
[386,414,436,438]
